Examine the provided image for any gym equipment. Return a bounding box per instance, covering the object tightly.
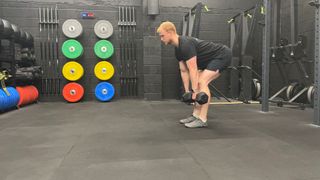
[16,86,39,106]
[227,65,262,102]
[11,24,21,42]
[0,87,20,111]
[181,2,203,37]
[182,91,209,105]
[196,92,209,104]
[1,19,13,39]
[118,6,138,97]
[62,82,84,103]
[0,18,4,35]
[94,40,114,59]
[61,39,83,59]
[25,32,33,45]
[285,81,304,100]
[269,36,311,104]
[309,0,320,124]
[252,78,261,100]
[307,85,315,106]
[62,19,83,38]
[21,53,30,60]
[266,0,313,110]
[15,66,42,80]
[95,82,115,102]
[182,92,194,104]
[228,4,263,103]
[94,20,113,39]
[38,5,61,96]
[21,48,30,54]
[118,6,136,38]
[19,30,27,44]
[94,61,115,80]
[62,61,84,81]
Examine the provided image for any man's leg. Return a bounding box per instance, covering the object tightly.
[192,70,203,118]
[198,69,220,122]
[180,71,203,124]
[184,69,220,128]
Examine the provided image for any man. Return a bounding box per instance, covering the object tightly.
[157,21,232,128]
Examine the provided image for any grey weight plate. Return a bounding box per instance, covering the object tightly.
[11,24,21,41]
[286,84,294,100]
[62,19,83,38]
[252,79,261,100]
[307,85,314,104]
[256,81,261,99]
[94,20,113,39]
[2,19,13,38]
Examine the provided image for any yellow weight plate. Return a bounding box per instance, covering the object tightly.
[94,61,114,80]
[62,61,84,81]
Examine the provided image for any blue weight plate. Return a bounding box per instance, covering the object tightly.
[95,82,115,102]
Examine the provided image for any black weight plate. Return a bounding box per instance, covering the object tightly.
[11,24,21,41]
[2,19,13,38]
[0,18,4,35]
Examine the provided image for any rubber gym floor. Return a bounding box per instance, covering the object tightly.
[0,100,319,180]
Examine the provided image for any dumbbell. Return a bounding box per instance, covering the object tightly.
[182,91,209,105]
[182,92,194,104]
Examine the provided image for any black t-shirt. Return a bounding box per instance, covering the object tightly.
[175,36,225,69]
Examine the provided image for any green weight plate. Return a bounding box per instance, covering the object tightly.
[94,40,114,59]
[62,39,83,59]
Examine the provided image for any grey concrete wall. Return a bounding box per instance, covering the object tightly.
[143,36,162,100]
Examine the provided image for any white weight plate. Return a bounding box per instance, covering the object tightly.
[94,20,113,39]
[62,19,83,38]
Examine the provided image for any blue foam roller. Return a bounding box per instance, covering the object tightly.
[0,89,6,110]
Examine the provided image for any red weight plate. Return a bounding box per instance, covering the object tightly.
[62,82,84,103]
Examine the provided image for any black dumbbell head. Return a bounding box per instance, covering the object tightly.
[182,92,194,103]
[196,92,209,105]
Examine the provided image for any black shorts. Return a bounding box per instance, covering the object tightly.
[203,46,232,73]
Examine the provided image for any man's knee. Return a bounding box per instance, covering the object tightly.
[199,79,209,89]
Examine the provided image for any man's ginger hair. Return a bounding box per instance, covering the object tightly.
[157,21,177,33]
